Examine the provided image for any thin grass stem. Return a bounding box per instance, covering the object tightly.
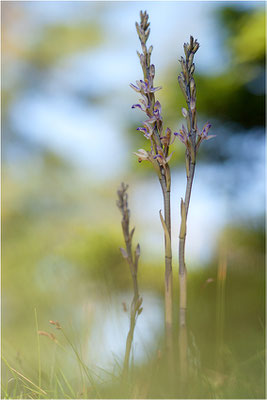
[60,328,101,398]
[59,368,76,398]
[2,356,47,395]
[55,374,71,399]
[34,308,42,395]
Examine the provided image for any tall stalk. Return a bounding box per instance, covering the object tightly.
[177,36,215,378]
[130,10,175,354]
[117,183,142,377]
[216,247,227,372]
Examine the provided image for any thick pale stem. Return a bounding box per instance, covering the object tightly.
[179,321,188,382]
[164,189,173,351]
[122,260,140,377]
[123,293,138,376]
[179,162,195,276]
[159,173,173,353]
[184,162,195,216]
[178,161,195,379]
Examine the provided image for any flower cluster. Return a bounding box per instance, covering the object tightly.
[175,121,215,153]
[130,11,176,174]
[176,36,215,161]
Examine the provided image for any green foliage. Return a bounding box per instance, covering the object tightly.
[25,23,103,68]
[59,226,131,289]
[161,6,265,132]
[2,257,265,398]
[220,7,265,64]
[219,223,265,269]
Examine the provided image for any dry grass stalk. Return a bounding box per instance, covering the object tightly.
[117,182,143,377]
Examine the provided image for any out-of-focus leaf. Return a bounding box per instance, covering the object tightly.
[26,23,104,68]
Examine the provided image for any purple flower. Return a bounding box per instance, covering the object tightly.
[153,149,174,166]
[174,124,188,145]
[150,86,162,93]
[160,127,172,146]
[153,101,162,119]
[201,123,212,138]
[130,79,162,95]
[145,100,163,125]
[136,122,153,139]
[131,95,150,113]
[144,116,157,124]
[199,123,215,141]
[130,82,141,93]
[136,127,148,134]
[174,132,186,144]
[132,104,143,110]
[196,122,216,149]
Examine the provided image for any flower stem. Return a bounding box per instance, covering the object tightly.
[178,160,195,380]
[132,11,174,355]
[177,35,200,381]
[160,177,173,354]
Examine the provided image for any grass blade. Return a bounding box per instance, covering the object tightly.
[59,368,76,398]
[2,356,47,396]
[34,308,42,395]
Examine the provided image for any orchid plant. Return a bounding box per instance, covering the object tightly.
[177,35,214,377]
[130,10,176,354]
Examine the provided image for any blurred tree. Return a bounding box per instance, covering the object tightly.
[162,5,265,130]
[2,1,105,164]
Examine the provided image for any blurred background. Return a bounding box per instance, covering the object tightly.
[2,1,265,398]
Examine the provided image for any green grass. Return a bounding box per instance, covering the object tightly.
[2,262,265,399]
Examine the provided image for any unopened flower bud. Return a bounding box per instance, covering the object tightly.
[150,64,155,79]
[183,43,188,57]
[190,98,196,111]
[178,75,188,100]
[190,63,195,75]
[182,107,188,118]
[180,72,186,83]
[192,42,199,53]
[141,42,146,54]
[140,54,145,66]
[135,22,141,37]
[180,56,185,64]
[179,57,186,75]
[189,36,194,51]
[188,53,194,68]
[120,247,128,259]
[190,78,195,95]
[145,28,150,41]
